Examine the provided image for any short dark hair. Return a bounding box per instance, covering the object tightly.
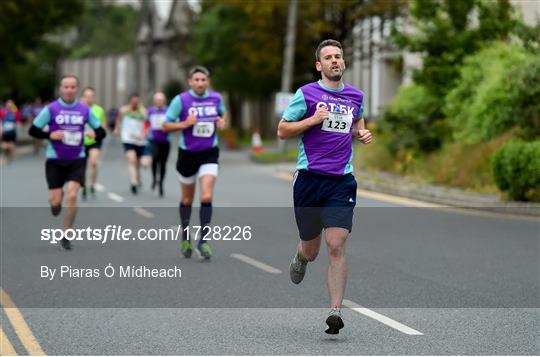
[315,39,343,61]
[82,86,96,94]
[189,66,210,78]
[60,74,79,86]
[129,93,140,100]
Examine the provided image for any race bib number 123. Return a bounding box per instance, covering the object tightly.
[322,112,353,134]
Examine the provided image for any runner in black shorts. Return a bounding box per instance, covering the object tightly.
[29,75,106,250]
[148,92,171,197]
[80,87,107,199]
[114,94,150,194]
[0,99,22,163]
[163,66,227,260]
[278,40,372,334]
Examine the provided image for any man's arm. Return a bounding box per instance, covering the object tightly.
[162,95,197,132]
[278,104,330,139]
[113,108,124,136]
[88,110,106,142]
[352,118,372,144]
[277,88,324,139]
[29,107,51,139]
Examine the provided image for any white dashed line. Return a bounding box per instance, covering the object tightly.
[133,207,155,218]
[107,192,124,202]
[231,253,282,274]
[343,299,424,335]
[94,183,105,192]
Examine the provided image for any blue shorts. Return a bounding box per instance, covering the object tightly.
[293,170,357,241]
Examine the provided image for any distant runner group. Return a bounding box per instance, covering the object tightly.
[15,39,373,334]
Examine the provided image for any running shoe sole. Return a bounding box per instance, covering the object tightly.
[325,314,344,334]
[60,238,72,250]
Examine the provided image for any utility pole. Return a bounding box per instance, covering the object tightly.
[140,0,155,103]
[277,0,298,153]
[146,1,156,102]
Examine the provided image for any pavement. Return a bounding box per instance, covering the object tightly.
[0,137,538,355]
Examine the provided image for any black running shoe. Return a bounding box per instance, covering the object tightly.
[131,184,138,195]
[81,186,87,200]
[60,238,72,250]
[325,308,344,334]
[51,205,62,217]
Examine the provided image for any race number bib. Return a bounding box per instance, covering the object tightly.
[62,131,82,146]
[321,112,352,134]
[150,114,166,130]
[3,122,15,131]
[193,122,215,138]
[125,120,143,140]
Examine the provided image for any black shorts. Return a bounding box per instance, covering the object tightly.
[84,142,102,157]
[45,159,86,189]
[123,143,148,158]
[176,146,219,178]
[293,170,357,241]
[1,131,16,143]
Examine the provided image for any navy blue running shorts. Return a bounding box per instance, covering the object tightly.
[293,170,357,241]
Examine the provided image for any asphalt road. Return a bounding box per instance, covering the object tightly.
[1,137,538,355]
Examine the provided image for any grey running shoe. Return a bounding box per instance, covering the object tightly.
[289,250,308,284]
[325,307,344,334]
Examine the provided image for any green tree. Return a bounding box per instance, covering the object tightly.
[69,0,139,58]
[0,0,84,100]
[444,42,538,143]
[190,0,407,134]
[383,0,520,153]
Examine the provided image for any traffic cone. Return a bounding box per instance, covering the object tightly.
[251,129,263,154]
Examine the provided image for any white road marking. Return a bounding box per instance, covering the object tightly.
[133,207,155,218]
[94,183,105,192]
[343,299,424,335]
[107,192,124,202]
[231,253,282,274]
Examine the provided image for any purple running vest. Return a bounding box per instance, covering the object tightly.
[47,100,90,160]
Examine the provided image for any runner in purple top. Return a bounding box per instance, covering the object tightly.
[148,92,170,197]
[29,75,106,250]
[278,39,373,334]
[0,99,22,163]
[163,66,227,260]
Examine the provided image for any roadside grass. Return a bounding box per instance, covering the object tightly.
[355,129,515,195]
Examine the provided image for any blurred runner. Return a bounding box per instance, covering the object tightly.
[114,93,150,194]
[80,87,106,200]
[163,66,227,260]
[148,92,170,197]
[29,75,106,250]
[277,39,372,334]
[0,99,23,163]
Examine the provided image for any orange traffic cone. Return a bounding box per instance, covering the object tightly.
[251,129,263,154]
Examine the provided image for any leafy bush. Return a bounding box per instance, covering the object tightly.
[444,42,538,143]
[380,84,446,153]
[491,141,540,201]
